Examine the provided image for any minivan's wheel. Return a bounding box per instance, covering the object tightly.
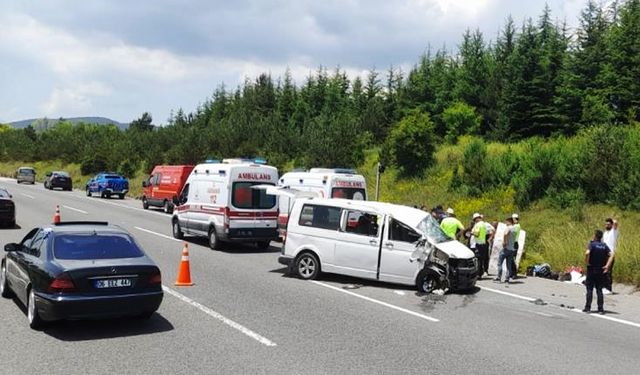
[417,270,442,294]
[208,227,222,250]
[1,263,14,298]
[27,288,44,330]
[296,252,320,280]
[86,188,91,197]
[142,196,149,209]
[163,200,173,214]
[172,219,184,240]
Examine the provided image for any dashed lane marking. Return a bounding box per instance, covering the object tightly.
[20,193,35,199]
[311,281,439,322]
[62,205,88,214]
[162,285,277,347]
[134,226,181,242]
[481,286,640,329]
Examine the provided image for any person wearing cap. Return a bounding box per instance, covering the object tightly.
[440,208,464,240]
[583,229,614,314]
[471,213,490,278]
[602,218,619,294]
[495,217,517,283]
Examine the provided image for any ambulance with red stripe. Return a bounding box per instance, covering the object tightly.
[171,159,279,250]
[276,168,367,237]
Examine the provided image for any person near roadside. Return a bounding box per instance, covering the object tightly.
[583,229,614,314]
[602,218,618,294]
[471,213,490,278]
[511,213,521,278]
[440,208,464,241]
[484,220,496,276]
[494,217,517,283]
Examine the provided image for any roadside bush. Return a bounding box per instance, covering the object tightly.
[442,101,482,143]
[80,155,107,175]
[460,138,488,195]
[383,110,437,177]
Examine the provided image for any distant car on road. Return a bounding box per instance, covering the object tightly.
[85,172,129,199]
[15,167,36,184]
[0,188,16,228]
[44,171,73,191]
[0,221,163,329]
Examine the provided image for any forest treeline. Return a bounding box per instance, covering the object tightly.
[1,0,639,209]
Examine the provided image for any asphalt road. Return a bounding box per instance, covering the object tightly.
[1,178,639,375]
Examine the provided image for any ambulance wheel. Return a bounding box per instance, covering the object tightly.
[172,218,184,240]
[208,227,222,250]
[256,241,271,250]
[417,270,442,294]
[142,196,149,209]
[295,252,320,280]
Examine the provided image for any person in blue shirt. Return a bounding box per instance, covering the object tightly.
[583,230,614,314]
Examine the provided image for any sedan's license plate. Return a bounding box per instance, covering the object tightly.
[94,278,132,288]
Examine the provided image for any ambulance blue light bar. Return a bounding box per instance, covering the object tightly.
[204,159,220,164]
[253,158,267,165]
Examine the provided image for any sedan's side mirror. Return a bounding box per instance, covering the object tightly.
[4,243,20,252]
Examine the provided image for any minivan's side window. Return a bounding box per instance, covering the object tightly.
[298,204,341,230]
[344,210,380,237]
[152,173,161,186]
[389,219,421,243]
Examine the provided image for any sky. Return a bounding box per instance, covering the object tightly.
[0,0,586,125]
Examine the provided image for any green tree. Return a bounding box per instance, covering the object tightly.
[383,111,437,177]
[442,101,482,143]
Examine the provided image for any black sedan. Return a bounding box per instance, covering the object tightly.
[0,221,163,329]
[0,188,15,228]
[44,171,73,191]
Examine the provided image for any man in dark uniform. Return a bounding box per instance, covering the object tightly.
[583,230,614,314]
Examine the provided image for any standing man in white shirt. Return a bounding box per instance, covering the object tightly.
[602,218,619,294]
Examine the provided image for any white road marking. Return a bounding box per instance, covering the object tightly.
[481,286,640,329]
[20,193,35,199]
[311,281,439,322]
[569,308,640,328]
[162,285,277,347]
[62,205,88,214]
[479,286,537,302]
[393,290,406,296]
[134,226,181,242]
[534,312,553,317]
[87,197,169,217]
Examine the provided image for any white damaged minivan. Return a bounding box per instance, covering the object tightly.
[278,198,478,293]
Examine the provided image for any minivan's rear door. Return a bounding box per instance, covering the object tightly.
[378,217,422,285]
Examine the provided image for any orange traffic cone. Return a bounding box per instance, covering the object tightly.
[175,243,194,286]
[53,205,61,224]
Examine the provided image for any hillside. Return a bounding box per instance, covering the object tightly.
[10,117,128,130]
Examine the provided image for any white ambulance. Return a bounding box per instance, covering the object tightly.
[275,168,368,237]
[171,159,279,250]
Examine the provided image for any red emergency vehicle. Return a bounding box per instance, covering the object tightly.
[142,165,194,214]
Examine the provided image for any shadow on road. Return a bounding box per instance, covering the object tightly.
[0,223,21,230]
[43,314,174,341]
[8,296,174,341]
[184,236,281,254]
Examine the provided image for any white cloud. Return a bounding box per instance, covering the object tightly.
[42,81,112,116]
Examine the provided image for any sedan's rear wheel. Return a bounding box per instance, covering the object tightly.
[1,263,14,298]
[296,253,320,280]
[27,288,44,330]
